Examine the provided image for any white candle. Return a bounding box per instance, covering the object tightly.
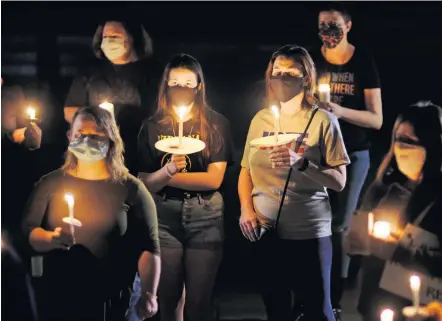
[318,84,331,103]
[372,221,391,240]
[271,105,280,144]
[177,105,187,148]
[368,212,374,234]
[410,275,421,311]
[99,101,115,118]
[27,107,36,121]
[380,309,394,321]
[64,193,76,244]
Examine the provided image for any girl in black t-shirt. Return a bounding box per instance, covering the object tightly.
[133,53,233,321]
[64,19,160,174]
[312,4,384,318]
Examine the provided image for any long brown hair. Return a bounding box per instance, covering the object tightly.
[152,53,223,160]
[265,44,317,108]
[62,107,129,183]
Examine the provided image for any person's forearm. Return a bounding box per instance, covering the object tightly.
[168,172,221,191]
[339,107,382,129]
[238,168,254,212]
[64,107,80,124]
[138,251,161,296]
[29,227,52,252]
[299,161,346,191]
[139,167,173,193]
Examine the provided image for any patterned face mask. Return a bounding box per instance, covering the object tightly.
[318,22,345,49]
[68,134,109,163]
[101,37,128,61]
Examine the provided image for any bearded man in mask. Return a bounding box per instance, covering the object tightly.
[309,4,383,321]
[64,18,161,175]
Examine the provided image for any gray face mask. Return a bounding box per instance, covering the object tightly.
[68,135,109,163]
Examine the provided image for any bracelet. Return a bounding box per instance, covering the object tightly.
[298,158,309,172]
[143,291,158,300]
[165,165,174,178]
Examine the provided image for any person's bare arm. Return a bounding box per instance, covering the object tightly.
[238,167,259,242]
[167,162,227,191]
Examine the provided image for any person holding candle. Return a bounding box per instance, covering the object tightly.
[64,18,161,174]
[311,3,384,318]
[348,102,442,321]
[135,53,233,321]
[238,44,350,321]
[21,107,161,321]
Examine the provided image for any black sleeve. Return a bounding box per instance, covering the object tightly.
[64,69,90,107]
[360,50,381,89]
[137,120,158,173]
[209,113,234,165]
[20,176,52,239]
[131,179,160,255]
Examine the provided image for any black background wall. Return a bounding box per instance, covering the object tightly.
[2,1,442,288]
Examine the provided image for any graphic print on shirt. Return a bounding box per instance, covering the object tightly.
[261,131,310,155]
[158,134,201,173]
[319,71,356,105]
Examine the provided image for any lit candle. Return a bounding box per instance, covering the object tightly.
[368,212,374,234]
[271,105,280,144]
[380,309,394,321]
[318,84,331,103]
[372,221,391,240]
[27,107,36,121]
[99,101,115,118]
[64,193,76,244]
[410,275,421,311]
[177,105,187,148]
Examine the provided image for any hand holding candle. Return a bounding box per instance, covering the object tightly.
[318,84,331,103]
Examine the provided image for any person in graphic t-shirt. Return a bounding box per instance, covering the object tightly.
[238,45,350,321]
[21,107,160,321]
[312,4,383,319]
[133,54,233,321]
[64,18,161,174]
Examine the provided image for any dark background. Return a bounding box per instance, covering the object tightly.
[2,1,442,288]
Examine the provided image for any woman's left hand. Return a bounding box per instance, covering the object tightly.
[269,147,303,168]
[136,292,158,319]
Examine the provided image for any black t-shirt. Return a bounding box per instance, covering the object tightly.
[314,47,381,153]
[21,169,160,295]
[65,58,161,174]
[138,109,233,198]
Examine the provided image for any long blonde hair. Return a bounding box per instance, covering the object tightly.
[62,107,129,183]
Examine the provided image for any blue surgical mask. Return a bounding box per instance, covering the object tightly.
[68,134,109,163]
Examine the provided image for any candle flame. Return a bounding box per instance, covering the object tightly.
[318,84,331,92]
[27,107,36,120]
[271,105,280,118]
[178,105,188,120]
[64,193,75,207]
[410,275,421,290]
[380,309,394,321]
[372,221,391,239]
[99,101,114,111]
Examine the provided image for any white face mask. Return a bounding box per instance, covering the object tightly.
[101,37,128,62]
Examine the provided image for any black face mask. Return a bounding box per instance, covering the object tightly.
[318,22,344,49]
[270,75,304,103]
[167,86,198,106]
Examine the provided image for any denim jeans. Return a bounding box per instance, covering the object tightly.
[126,192,224,321]
[329,150,370,308]
[254,235,335,321]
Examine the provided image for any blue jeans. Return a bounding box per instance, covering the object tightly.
[329,150,370,308]
[126,192,224,321]
[255,235,335,321]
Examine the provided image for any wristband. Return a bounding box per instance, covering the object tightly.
[298,158,309,172]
